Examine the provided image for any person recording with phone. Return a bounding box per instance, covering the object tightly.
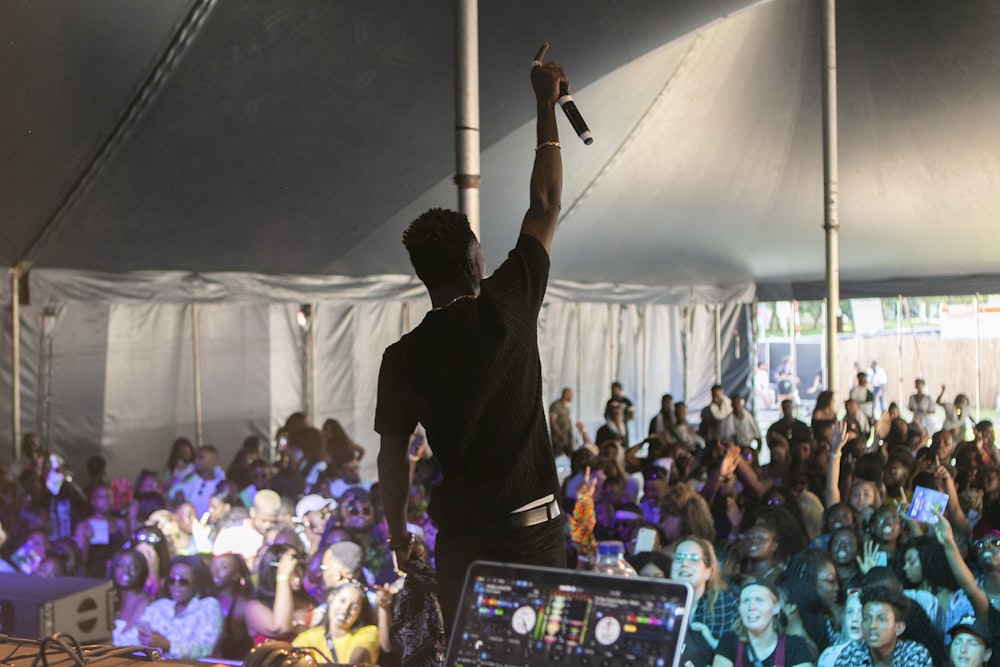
[376,42,570,630]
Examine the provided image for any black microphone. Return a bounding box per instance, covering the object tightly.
[558,84,593,145]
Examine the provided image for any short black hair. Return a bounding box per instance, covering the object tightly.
[402,208,477,289]
[860,582,910,620]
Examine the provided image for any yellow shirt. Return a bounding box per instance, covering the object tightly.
[292,624,379,665]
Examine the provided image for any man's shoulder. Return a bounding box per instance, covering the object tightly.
[481,235,550,299]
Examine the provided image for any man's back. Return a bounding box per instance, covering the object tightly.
[376,235,558,530]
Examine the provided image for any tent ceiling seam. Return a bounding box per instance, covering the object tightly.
[15,0,220,271]
[559,32,708,222]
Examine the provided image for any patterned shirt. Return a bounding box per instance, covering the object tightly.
[832,638,931,667]
[136,595,222,659]
[693,588,738,642]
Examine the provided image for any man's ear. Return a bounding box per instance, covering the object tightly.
[895,620,906,637]
[985,649,993,663]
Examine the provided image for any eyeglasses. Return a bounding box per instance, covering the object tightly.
[673,553,703,563]
[134,531,162,544]
[765,498,784,507]
[345,504,373,516]
[975,538,1000,551]
[167,576,192,586]
[876,515,900,526]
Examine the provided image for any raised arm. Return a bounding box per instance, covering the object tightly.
[826,421,849,507]
[932,509,989,621]
[520,43,565,256]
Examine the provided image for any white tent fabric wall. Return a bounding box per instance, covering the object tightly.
[2,270,754,482]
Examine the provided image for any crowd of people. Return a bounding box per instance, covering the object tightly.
[554,375,998,667]
[0,418,405,665]
[1,39,996,667]
[0,372,993,667]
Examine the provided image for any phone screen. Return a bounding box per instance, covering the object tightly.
[634,527,656,553]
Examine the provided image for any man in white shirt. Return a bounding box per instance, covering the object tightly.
[908,378,935,433]
[212,489,282,568]
[849,371,875,424]
[870,360,889,415]
[718,395,761,448]
[170,445,225,517]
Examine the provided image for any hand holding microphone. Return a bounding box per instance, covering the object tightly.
[558,83,593,145]
[532,44,593,145]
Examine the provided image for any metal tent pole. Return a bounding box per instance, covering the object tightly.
[191,303,203,448]
[821,0,841,395]
[455,0,481,237]
[975,293,982,422]
[897,295,904,407]
[10,269,21,461]
[714,304,722,384]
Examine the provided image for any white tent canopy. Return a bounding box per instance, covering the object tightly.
[1,271,751,478]
[3,0,999,474]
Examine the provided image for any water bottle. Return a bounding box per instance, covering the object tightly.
[592,541,637,576]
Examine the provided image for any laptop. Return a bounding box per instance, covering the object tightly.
[444,561,693,667]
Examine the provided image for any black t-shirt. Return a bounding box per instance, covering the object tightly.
[716,632,813,667]
[375,234,559,531]
[985,606,1000,667]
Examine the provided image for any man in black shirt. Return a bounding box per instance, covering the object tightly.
[375,43,569,631]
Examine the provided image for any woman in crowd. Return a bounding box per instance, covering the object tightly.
[816,589,863,667]
[245,543,308,645]
[867,503,904,562]
[111,549,152,647]
[712,580,813,667]
[147,509,196,557]
[901,534,959,624]
[660,483,715,543]
[129,524,171,598]
[340,487,393,584]
[777,577,820,659]
[81,483,129,577]
[827,526,863,591]
[210,552,254,659]
[811,391,837,441]
[780,549,840,650]
[671,536,737,651]
[292,580,379,665]
[163,439,195,489]
[135,555,222,659]
[809,502,858,551]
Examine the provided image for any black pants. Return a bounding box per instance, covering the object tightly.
[434,516,566,635]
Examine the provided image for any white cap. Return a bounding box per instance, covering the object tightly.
[295,494,336,520]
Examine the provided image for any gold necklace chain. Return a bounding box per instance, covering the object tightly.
[432,294,476,311]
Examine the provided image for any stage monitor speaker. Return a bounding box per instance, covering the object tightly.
[0,573,117,642]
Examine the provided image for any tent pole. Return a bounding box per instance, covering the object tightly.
[790,301,799,415]
[455,0,481,237]
[714,304,722,384]
[191,303,204,448]
[306,303,316,421]
[821,0,840,396]
[975,293,982,422]
[10,268,22,462]
[575,303,582,440]
[682,306,691,411]
[641,305,648,433]
[897,295,904,407]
